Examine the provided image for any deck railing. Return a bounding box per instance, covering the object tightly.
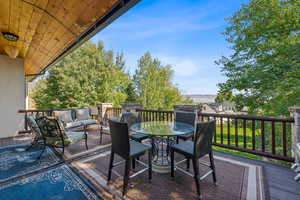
[133,108,294,162]
[19,109,53,133]
[198,112,294,162]
[103,107,122,119]
[19,107,295,162]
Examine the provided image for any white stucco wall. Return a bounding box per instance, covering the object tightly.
[0,55,25,138]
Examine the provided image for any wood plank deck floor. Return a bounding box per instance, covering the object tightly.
[1,132,299,200]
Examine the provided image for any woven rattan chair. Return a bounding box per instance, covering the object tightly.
[107,120,152,196]
[175,111,197,143]
[120,112,149,143]
[170,120,217,199]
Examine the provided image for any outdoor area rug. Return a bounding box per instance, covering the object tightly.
[64,128,111,160]
[0,144,62,183]
[0,164,102,200]
[73,150,266,200]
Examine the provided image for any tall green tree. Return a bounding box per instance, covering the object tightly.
[216,0,300,116]
[33,41,130,108]
[133,52,190,110]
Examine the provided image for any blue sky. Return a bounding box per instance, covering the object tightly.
[91,0,249,94]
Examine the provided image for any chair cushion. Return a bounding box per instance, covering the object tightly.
[37,117,67,146]
[53,110,73,123]
[80,119,97,126]
[101,126,110,134]
[130,141,151,157]
[45,136,71,146]
[66,120,97,129]
[45,131,86,146]
[36,116,65,137]
[65,131,86,143]
[90,107,98,116]
[75,108,91,121]
[129,133,149,142]
[171,141,194,157]
[177,132,193,140]
[65,121,84,129]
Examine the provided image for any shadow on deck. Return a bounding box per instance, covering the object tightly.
[0,126,299,200]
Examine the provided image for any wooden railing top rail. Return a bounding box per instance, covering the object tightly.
[19,108,294,123]
[199,112,294,122]
[136,108,173,113]
[136,108,294,122]
[18,107,98,113]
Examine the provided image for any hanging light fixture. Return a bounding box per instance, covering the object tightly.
[2,32,19,42]
[2,32,20,58]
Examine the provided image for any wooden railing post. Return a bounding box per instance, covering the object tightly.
[24,112,28,130]
[97,103,113,121]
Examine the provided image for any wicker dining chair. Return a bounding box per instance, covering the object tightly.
[107,120,152,196]
[175,111,197,143]
[170,120,217,199]
[120,112,150,143]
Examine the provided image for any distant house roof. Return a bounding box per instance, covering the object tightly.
[183,94,217,104]
[202,102,221,113]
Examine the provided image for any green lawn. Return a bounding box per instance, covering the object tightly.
[213,122,292,167]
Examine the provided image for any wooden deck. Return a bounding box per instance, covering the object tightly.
[1,131,299,200]
[214,150,299,200]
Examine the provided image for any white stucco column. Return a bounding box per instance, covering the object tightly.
[0,55,25,138]
[25,78,29,109]
[289,107,300,162]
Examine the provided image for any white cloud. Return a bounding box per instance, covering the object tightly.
[177,78,220,95]
[157,55,199,77]
[155,54,220,77]
[152,54,226,94]
[123,53,225,94]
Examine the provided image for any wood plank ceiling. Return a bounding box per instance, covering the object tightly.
[0,0,119,76]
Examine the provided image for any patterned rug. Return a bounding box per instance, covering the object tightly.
[73,150,266,200]
[64,130,111,160]
[0,144,62,183]
[0,164,102,200]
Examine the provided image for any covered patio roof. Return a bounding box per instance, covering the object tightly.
[0,0,139,79]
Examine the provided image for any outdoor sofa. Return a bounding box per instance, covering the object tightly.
[53,108,99,130]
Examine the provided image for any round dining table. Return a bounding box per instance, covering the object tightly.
[130,121,194,173]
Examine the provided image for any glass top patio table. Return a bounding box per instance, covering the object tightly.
[130,121,194,137]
